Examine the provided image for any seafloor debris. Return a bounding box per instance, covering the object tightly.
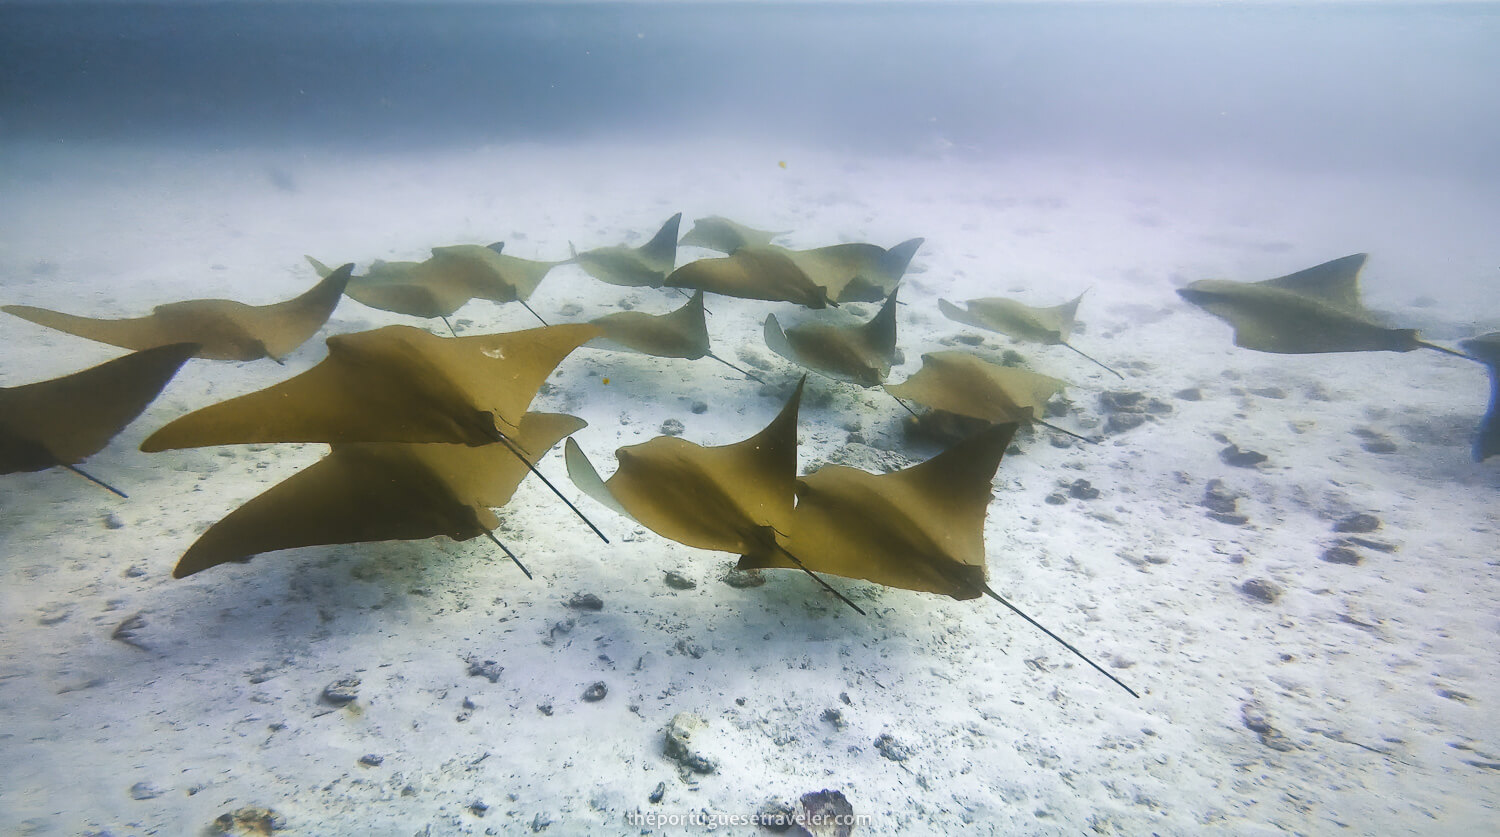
[1239,578,1282,604]
[211,806,286,835]
[567,592,604,611]
[664,712,717,775]
[320,676,361,705]
[794,789,857,837]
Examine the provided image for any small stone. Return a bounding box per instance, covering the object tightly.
[820,708,846,730]
[567,592,604,611]
[1145,397,1174,415]
[466,658,504,683]
[722,567,766,588]
[663,571,696,590]
[1219,444,1268,468]
[211,806,285,835]
[37,602,72,626]
[648,781,666,804]
[123,565,147,578]
[582,681,608,702]
[664,712,717,774]
[1346,535,1397,553]
[1067,479,1100,500]
[1206,511,1249,526]
[798,790,856,837]
[1105,412,1148,434]
[1200,479,1239,513]
[1099,390,1146,412]
[1240,700,1273,734]
[1239,578,1281,604]
[469,800,489,817]
[531,812,552,832]
[1044,492,1067,505]
[103,513,125,530]
[1334,513,1380,534]
[1240,701,1296,751]
[1360,437,1398,454]
[1321,546,1362,565]
[1173,387,1203,401]
[320,676,361,705]
[358,754,384,767]
[538,703,553,716]
[690,401,708,414]
[129,781,165,800]
[874,733,912,762]
[755,799,797,832]
[954,333,984,346]
[660,418,685,437]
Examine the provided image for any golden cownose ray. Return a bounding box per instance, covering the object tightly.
[939,291,1123,379]
[883,350,1089,442]
[2,266,351,363]
[568,213,682,288]
[678,216,787,254]
[142,323,601,451]
[736,422,1137,697]
[763,286,901,387]
[665,246,836,309]
[140,323,609,541]
[1176,253,1467,357]
[565,378,865,613]
[173,412,586,578]
[1461,332,1500,462]
[309,243,557,327]
[586,290,764,382]
[781,237,924,304]
[1,343,198,497]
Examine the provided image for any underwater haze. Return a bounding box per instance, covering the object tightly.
[2,2,1499,836]
[3,1,1499,173]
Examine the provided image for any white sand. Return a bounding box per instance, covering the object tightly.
[1,139,1496,835]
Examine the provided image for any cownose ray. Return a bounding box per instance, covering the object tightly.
[781,238,924,304]
[679,216,788,254]
[1,342,198,497]
[1176,253,1468,358]
[564,377,866,613]
[568,213,682,288]
[3,266,351,364]
[1460,332,1500,462]
[939,291,1123,379]
[139,323,608,542]
[309,241,557,330]
[586,289,764,382]
[172,411,586,578]
[763,285,901,388]
[736,422,1137,697]
[884,350,1092,443]
[666,246,837,309]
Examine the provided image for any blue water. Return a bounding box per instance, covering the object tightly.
[3,1,1498,174]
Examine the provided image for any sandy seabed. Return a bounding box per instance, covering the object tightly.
[1,139,1497,835]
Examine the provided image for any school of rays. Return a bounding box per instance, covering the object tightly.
[4,217,1495,700]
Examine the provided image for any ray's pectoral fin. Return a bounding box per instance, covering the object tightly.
[563,438,632,518]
